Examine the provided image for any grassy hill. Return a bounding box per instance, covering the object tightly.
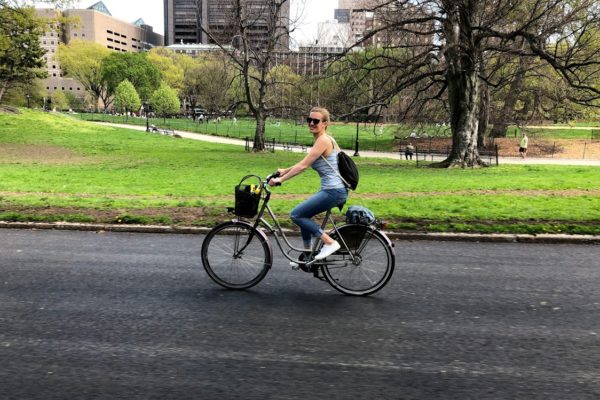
[1,109,599,234]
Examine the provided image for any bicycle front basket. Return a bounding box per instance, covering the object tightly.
[234,175,262,218]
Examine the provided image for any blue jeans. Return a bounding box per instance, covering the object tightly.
[290,188,348,248]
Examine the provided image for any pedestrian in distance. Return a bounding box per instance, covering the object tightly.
[519,133,529,158]
[405,142,415,160]
[268,107,348,262]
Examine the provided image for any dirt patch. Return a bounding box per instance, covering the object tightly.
[0,205,226,226]
[2,204,598,234]
[0,144,94,165]
[0,106,20,114]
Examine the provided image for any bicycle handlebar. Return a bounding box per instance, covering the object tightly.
[265,171,281,186]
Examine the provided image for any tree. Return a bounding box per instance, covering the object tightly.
[147,47,184,94]
[0,6,46,103]
[150,83,180,122]
[101,52,161,102]
[339,0,600,167]
[50,89,68,111]
[185,54,237,114]
[264,64,303,119]
[57,39,111,111]
[113,79,141,116]
[2,78,46,107]
[194,0,295,151]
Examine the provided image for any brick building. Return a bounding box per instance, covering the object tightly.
[37,1,163,104]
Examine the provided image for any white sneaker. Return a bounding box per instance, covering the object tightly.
[314,241,340,260]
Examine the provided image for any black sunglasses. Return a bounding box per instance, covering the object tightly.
[306,117,322,125]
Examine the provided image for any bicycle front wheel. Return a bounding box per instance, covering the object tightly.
[323,225,395,296]
[201,221,272,289]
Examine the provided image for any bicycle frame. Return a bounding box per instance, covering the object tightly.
[236,182,357,268]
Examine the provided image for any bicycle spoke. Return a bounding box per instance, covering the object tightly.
[323,227,394,295]
[202,223,271,289]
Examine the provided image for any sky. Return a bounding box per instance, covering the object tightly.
[50,0,339,46]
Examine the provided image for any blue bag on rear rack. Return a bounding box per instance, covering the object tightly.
[345,205,375,225]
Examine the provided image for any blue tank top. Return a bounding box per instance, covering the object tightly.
[312,148,345,190]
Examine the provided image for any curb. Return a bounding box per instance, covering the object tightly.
[1,221,598,244]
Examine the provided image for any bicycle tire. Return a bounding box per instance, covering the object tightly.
[201,221,272,289]
[321,224,395,296]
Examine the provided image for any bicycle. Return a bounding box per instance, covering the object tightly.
[201,173,395,296]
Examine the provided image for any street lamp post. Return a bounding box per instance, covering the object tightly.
[143,101,149,132]
[354,120,360,157]
[25,94,31,108]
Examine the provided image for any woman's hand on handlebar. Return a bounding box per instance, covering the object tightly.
[266,171,281,186]
[268,177,282,187]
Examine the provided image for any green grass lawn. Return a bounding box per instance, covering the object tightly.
[506,125,598,139]
[77,112,448,152]
[80,113,600,147]
[1,109,599,234]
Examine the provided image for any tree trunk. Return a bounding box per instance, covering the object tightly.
[0,80,8,103]
[436,67,484,167]
[435,2,485,168]
[253,112,266,151]
[478,81,490,149]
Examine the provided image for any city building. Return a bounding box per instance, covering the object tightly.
[334,0,434,49]
[334,0,374,45]
[164,0,289,50]
[165,42,232,57]
[36,1,163,103]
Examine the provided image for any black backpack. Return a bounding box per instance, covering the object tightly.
[321,136,359,190]
[336,151,359,190]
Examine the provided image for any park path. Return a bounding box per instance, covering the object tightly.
[96,122,600,166]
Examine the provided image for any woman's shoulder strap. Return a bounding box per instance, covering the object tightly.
[326,134,340,150]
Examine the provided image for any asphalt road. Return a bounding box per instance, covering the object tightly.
[1,229,599,399]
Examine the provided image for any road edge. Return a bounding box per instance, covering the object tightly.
[1,221,598,244]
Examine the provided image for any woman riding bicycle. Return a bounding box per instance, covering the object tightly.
[268,107,348,261]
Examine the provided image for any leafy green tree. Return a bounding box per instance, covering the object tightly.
[0,6,46,103]
[113,79,141,116]
[150,83,180,122]
[147,48,184,94]
[50,89,68,111]
[193,54,237,114]
[57,39,111,111]
[2,78,46,108]
[101,52,161,101]
[265,65,302,119]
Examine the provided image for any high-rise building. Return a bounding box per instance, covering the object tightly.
[37,1,163,104]
[164,0,289,49]
[334,0,434,49]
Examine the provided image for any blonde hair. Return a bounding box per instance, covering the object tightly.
[310,107,330,129]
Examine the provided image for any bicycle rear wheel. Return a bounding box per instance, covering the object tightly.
[201,221,272,289]
[322,225,395,296]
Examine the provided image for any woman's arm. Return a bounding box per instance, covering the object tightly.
[271,136,331,185]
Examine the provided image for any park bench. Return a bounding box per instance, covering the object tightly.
[413,145,499,166]
[246,137,307,153]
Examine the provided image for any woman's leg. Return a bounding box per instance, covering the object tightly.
[290,191,334,248]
